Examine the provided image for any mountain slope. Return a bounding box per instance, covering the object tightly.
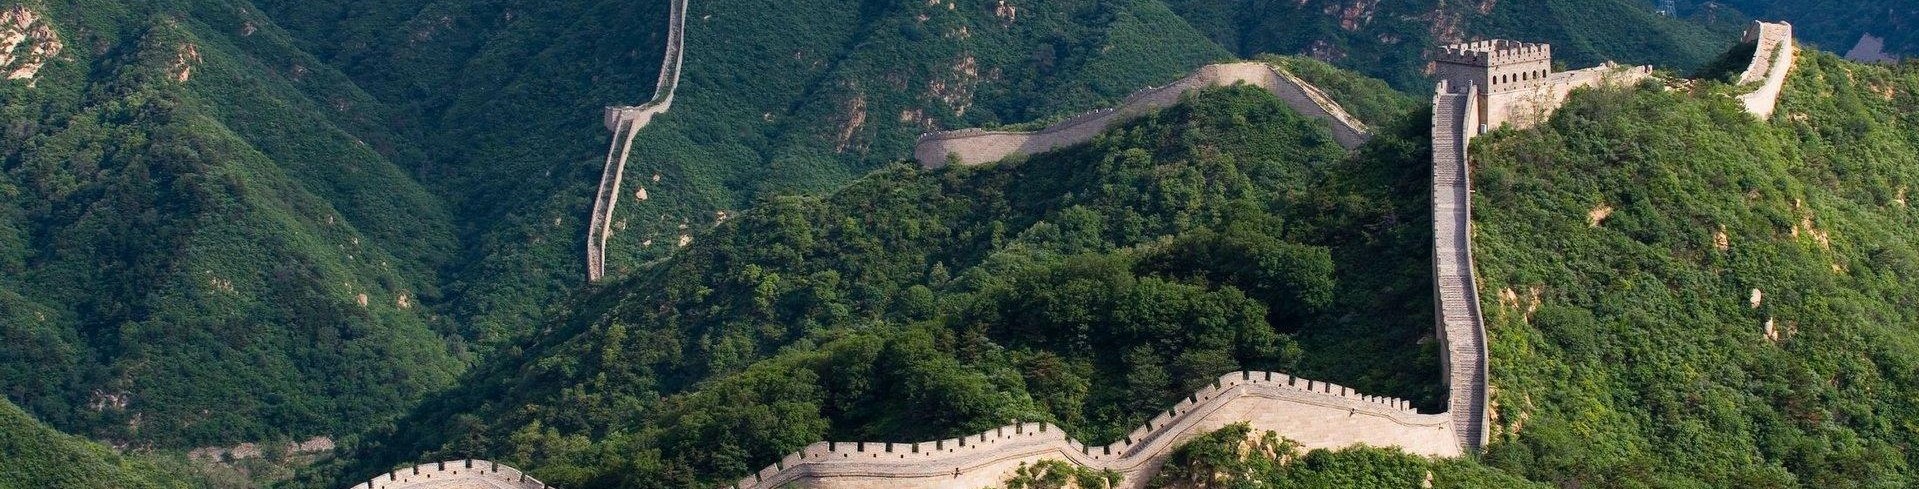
[1676,0,1917,59]
[309,82,1441,488]
[1,0,461,447]
[1471,51,1919,485]
[248,0,1239,348]
[0,398,203,488]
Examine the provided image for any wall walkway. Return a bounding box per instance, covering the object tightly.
[1431,81,1489,454]
[1736,22,1795,120]
[587,0,688,282]
[348,460,548,489]
[914,62,1372,169]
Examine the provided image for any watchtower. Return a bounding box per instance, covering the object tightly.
[1434,40,1563,130]
[1435,40,1553,96]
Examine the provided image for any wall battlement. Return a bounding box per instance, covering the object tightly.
[348,459,547,489]
[915,62,1371,168]
[1436,41,1551,66]
[725,371,1454,489]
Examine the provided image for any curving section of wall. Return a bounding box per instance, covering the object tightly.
[348,460,548,489]
[587,0,689,283]
[914,62,1372,169]
[1735,21,1795,120]
[726,371,1454,489]
[1430,81,1489,454]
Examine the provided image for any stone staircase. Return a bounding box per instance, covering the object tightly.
[1431,87,1488,453]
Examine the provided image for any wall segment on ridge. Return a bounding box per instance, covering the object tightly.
[348,460,548,489]
[914,62,1372,168]
[1736,21,1795,119]
[726,371,1455,489]
[587,0,688,283]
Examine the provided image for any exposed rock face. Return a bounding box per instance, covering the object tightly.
[1,6,64,85]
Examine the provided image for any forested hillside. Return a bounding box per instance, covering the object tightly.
[1470,51,1919,485]
[9,0,1919,487]
[0,0,461,448]
[306,84,1440,488]
[248,0,1238,347]
[0,398,204,487]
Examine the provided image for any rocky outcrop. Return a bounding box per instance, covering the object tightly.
[726,372,1455,489]
[914,62,1372,169]
[587,0,689,283]
[1736,21,1795,120]
[1,5,64,85]
[348,460,547,489]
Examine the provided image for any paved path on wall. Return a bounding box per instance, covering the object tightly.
[913,62,1372,168]
[1737,22,1795,119]
[1431,88,1488,453]
[586,0,688,283]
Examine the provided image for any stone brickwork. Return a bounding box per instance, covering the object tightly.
[348,460,547,489]
[587,0,689,283]
[1431,81,1488,454]
[1436,40,1652,132]
[914,62,1372,169]
[1736,21,1795,119]
[727,371,1455,489]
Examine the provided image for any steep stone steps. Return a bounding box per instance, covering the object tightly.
[1430,89,1488,453]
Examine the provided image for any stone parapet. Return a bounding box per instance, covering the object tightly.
[349,459,547,489]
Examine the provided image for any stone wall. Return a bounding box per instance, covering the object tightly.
[1736,22,1795,120]
[914,62,1372,169]
[348,460,548,489]
[587,0,689,282]
[1431,81,1489,453]
[726,371,1455,489]
[1481,63,1653,130]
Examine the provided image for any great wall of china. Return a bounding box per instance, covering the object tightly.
[1737,21,1795,120]
[348,460,548,489]
[379,20,1798,489]
[721,371,1455,489]
[913,61,1372,168]
[586,0,688,283]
